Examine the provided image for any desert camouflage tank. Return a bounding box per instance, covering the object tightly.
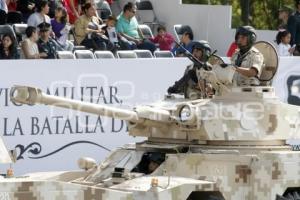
[1,42,300,200]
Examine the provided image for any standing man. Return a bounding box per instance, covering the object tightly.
[116,2,156,52]
[278,6,292,30]
[287,0,300,46]
[230,26,264,86]
[0,0,8,14]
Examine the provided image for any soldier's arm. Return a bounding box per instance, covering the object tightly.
[235,67,258,78]
[235,52,263,78]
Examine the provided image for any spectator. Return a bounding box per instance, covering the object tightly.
[171,31,194,57]
[117,0,139,14]
[37,22,60,59]
[17,0,35,22]
[287,0,300,46]
[102,15,120,51]
[226,41,238,57]
[0,33,19,59]
[0,0,8,13]
[278,6,292,29]
[27,0,50,28]
[7,0,17,12]
[51,6,73,51]
[150,25,174,51]
[276,29,294,56]
[64,0,80,24]
[47,0,56,18]
[106,0,113,5]
[116,2,156,52]
[21,26,47,59]
[74,3,112,50]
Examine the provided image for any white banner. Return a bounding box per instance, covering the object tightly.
[0,58,191,175]
[0,56,299,175]
[272,57,300,105]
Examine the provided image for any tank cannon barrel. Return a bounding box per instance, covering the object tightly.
[10,86,140,123]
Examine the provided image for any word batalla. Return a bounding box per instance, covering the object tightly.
[1,116,127,136]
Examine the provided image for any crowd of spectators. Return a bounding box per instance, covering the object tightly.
[0,0,182,60]
[275,0,300,56]
[4,0,300,59]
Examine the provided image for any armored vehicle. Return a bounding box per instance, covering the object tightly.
[1,42,300,200]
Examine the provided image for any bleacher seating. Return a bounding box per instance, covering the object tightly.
[0,10,7,25]
[74,50,94,59]
[136,1,162,34]
[138,24,154,39]
[13,24,27,43]
[57,51,75,59]
[0,25,17,41]
[7,12,23,24]
[94,51,115,59]
[117,50,138,59]
[134,49,153,58]
[73,46,87,51]
[96,0,112,21]
[154,51,174,58]
[0,2,179,60]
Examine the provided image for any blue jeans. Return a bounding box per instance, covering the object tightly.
[119,38,156,53]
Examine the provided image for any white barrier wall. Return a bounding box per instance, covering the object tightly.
[148,0,278,56]
[0,57,299,175]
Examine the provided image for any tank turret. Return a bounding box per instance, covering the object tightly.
[3,42,300,200]
[8,43,297,147]
[10,83,300,146]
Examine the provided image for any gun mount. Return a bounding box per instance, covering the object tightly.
[10,83,300,147]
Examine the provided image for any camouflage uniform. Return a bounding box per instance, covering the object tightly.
[231,46,264,86]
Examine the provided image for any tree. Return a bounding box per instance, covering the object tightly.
[183,0,295,30]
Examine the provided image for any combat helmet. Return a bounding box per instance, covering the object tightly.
[148,152,165,165]
[235,25,257,48]
[191,40,211,62]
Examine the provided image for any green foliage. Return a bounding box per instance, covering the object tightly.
[182,0,295,30]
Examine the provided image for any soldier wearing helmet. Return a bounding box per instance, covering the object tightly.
[167,40,212,98]
[231,26,264,86]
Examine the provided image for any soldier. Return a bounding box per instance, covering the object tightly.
[146,153,165,174]
[229,26,264,86]
[167,40,212,98]
[37,22,59,59]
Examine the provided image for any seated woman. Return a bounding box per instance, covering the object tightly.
[51,6,74,51]
[74,3,113,50]
[0,34,19,59]
[21,26,47,59]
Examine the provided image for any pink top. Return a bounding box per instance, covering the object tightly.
[150,33,174,51]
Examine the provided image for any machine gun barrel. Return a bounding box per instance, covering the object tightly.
[10,86,140,123]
